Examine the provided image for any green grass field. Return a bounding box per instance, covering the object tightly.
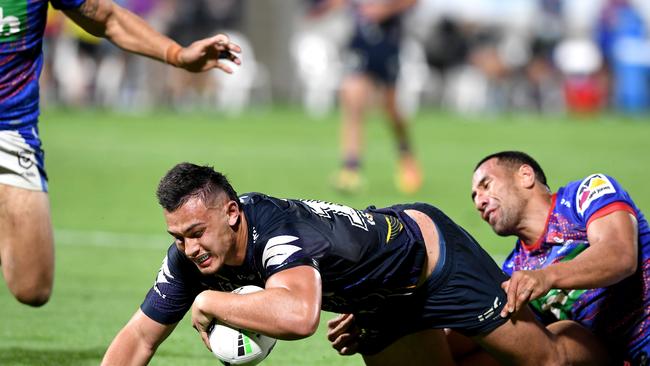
[1,106,649,365]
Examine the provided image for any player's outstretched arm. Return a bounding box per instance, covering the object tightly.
[62,0,241,73]
[500,210,638,318]
[101,309,177,366]
[191,265,322,349]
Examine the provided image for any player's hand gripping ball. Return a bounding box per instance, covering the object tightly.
[208,286,277,365]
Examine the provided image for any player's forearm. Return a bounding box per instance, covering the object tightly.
[542,250,636,290]
[65,0,180,65]
[194,288,320,340]
[102,4,180,65]
[101,327,155,366]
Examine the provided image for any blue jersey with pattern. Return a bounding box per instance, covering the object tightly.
[0,0,84,128]
[502,174,650,362]
[141,193,426,325]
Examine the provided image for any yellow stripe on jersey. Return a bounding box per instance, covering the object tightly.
[384,215,403,244]
[385,216,392,243]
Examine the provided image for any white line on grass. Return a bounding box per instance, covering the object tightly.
[53,228,510,264]
[54,229,171,249]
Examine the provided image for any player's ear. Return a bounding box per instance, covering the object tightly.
[225,200,240,226]
[518,164,536,189]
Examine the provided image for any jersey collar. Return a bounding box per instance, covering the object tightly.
[520,193,557,251]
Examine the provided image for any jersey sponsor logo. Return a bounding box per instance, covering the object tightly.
[0,0,26,42]
[262,235,302,268]
[153,256,174,299]
[300,199,370,231]
[576,174,616,215]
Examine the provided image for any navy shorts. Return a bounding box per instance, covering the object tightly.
[354,203,509,355]
[344,23,401,85]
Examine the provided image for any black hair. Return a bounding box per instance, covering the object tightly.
[475,151,548,188]
[156,162,238,211]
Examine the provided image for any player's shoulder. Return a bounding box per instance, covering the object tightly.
[240,192,308,233]
[560,173,625,215]
[562,173,621,196]
[239,192,291,208]
[239,192,293,219]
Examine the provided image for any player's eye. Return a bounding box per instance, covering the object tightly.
[173,236,184,246]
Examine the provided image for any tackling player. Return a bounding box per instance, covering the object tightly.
[101,162,607,365]
[0,0,240,306]
[470,151,649,365]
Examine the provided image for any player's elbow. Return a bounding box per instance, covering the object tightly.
[282,322,318,340]
[608,253,638,284]
[619,256,638,278]
[278,310,320,340]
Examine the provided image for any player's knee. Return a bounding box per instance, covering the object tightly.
[11,279,53,307]
[14,286,52,307]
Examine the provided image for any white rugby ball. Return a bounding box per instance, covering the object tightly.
[208,285,277,366]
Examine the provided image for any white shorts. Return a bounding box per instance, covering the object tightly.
[0,127,47,192]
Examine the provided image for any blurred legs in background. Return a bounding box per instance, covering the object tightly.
[336,73,422,194]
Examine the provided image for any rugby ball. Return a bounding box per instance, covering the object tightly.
[208,286,277,365]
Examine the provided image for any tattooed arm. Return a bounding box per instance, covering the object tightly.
[63,0,241,72]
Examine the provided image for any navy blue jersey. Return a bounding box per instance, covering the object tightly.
[141,193,425,324]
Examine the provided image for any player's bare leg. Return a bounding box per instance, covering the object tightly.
[473,307,609,366]
[0,184,54,306]
[547,320,611,365]
[381,87,422,194]
[362,328,455,366]
[335,74,372,193]
[446,329,499,365]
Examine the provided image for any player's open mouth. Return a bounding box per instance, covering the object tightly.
[196,253,211,266]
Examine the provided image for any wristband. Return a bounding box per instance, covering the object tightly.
[164,43,183,67]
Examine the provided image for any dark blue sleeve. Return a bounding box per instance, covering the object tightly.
[140,245,203,325]
[50,0,86,11]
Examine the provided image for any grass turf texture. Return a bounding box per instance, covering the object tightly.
[1,106,648,365]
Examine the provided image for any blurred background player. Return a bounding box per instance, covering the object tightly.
[0,0,240,307]
[312,0,423,194]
